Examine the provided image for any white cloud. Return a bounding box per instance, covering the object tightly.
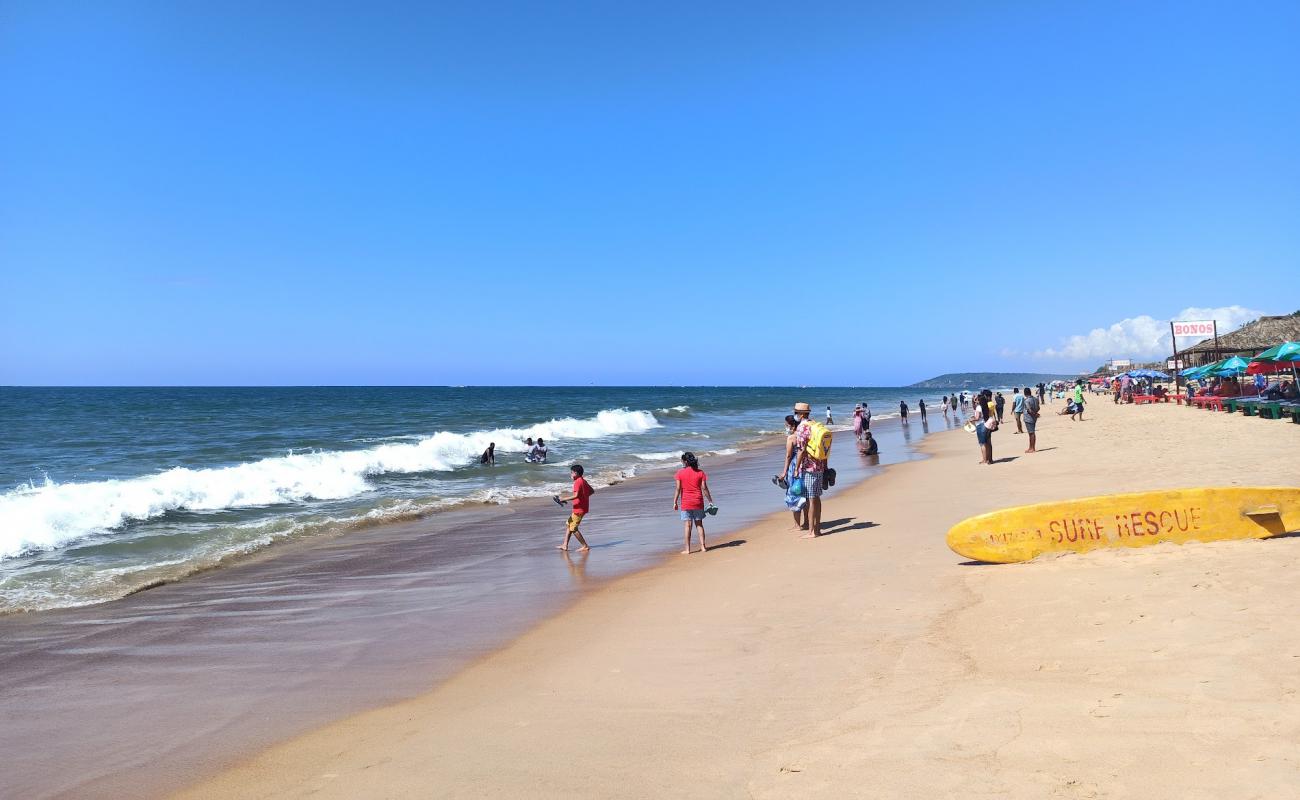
[1031,305,1266,363]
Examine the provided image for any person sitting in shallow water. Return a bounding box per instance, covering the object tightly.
[525,437,547,463]
[860,431,879,456]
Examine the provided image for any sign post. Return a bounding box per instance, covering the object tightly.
[1170,322,1180,393]
[1171,319,1218,395]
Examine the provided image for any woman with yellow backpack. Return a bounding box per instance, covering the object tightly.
[786,402,832,538]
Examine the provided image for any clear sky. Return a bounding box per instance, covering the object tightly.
[2,1,1296,386]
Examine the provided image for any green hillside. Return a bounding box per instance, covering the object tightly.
[906,372,1079,389]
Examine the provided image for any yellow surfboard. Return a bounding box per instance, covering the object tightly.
[947,487,1300,563]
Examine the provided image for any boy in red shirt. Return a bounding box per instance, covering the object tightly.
[555,463,595,551]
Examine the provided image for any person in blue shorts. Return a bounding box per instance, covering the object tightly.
[1021,386,1040,453]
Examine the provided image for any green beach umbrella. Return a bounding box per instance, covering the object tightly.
[1216,355,1250,374]
[1253,341,1300,363]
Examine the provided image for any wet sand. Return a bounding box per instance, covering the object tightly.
[172,397,1300,799]
[0,414,941,799]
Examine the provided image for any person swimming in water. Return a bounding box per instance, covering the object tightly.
[527,438,548,463]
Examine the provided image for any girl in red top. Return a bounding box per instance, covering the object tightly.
[673,452,714,554]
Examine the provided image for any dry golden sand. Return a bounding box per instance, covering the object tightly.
[175,397,1300,799]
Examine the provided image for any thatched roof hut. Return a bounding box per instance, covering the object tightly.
[1176,312,1300,366]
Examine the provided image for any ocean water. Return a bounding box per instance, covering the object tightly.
[0,386,953,613]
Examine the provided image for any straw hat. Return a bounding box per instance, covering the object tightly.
[793,402,811,413]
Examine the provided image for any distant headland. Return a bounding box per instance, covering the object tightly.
[906,372,1079,389]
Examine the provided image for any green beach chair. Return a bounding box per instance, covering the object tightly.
[1257,401,1285,420]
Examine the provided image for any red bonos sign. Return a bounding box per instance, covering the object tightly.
[1172,320,1215,338]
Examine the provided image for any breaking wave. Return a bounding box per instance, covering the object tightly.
[0,409,659,560]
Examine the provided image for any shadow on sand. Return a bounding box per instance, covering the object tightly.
[818,517,880,536]
[706,539,747,551]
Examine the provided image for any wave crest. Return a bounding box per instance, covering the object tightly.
[0,408,660,560]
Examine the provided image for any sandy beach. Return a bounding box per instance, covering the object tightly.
[170,396,1300,799]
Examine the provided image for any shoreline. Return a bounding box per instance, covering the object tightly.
[173,397,1300,799]
[2,411,947,799]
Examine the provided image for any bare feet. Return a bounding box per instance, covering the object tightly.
[1025,448,1036,453]
[799,532,819,539]
[578,546,590,552]
[556,545,568,551]
[680,549,692,555]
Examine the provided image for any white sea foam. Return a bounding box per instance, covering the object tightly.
[634,452,679,461]
[655,405,691,416]
[0,408,660,560]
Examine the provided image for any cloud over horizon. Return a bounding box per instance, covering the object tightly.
[1028,306,1266,363]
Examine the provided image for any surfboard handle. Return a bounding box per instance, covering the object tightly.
[1244,505,1280,517]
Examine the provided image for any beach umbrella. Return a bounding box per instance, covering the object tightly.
[1253,341,1300,363]
[1213,356,1250,376]
[1251,341,1300,383]
[1126,368,1172,380]
[1247,360,1292,375]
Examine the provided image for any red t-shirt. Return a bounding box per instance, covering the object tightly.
[571,477,593,514]
[675,467,708,510]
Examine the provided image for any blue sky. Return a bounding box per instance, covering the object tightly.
[2,1,1296,385]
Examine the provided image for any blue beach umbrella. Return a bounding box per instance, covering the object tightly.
[1126,368,1171,380]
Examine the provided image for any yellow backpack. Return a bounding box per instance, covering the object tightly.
[803,420,832,462]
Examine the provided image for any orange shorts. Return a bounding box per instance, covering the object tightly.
[566,512,585,533]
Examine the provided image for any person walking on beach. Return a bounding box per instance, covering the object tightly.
[780,414,810,530]
[994,391,1006,423]
[861,402,871,431]
[969,390,998,465]
[918,399,927,421]
[941,396,949,420]
[852,404,865,441]
[899,400,909,423]
[673,452,714,554]
[786,402,831,538]
[1022,386,1040,453]
[479,442,496,466]
[555,464,594,551]
[1071,381,1086,421]
[1012,388,1025,434]
[950,394,958,415]
[825,405,834,425]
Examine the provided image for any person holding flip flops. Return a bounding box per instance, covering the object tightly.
[673,452,714,554]
[555,464,594,551]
